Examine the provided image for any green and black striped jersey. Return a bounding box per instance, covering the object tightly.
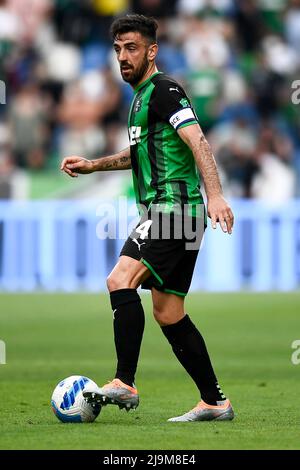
[128,71,204,216]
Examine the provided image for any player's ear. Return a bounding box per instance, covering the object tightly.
[148,43,158,62]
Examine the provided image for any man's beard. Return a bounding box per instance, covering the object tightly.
[120,54,149,86]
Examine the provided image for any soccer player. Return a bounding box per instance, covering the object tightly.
[61,15,235,422]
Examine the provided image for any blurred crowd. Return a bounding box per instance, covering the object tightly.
[0,0,300,202]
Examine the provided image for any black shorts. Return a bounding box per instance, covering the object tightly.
[120,208,206,297]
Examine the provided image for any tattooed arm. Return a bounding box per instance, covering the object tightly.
[60,147,132,177]
[178,124,234,234]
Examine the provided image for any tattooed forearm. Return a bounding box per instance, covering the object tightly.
[178,126,223,198]
[92,147,131,171]
[192,134,222,197]
[101,155,131,170]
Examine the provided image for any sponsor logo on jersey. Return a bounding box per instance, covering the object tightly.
[129,126,142,145]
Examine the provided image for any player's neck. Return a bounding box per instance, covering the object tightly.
[133,64,158,91]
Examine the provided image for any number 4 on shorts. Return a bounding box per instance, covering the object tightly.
[136,220,152,240]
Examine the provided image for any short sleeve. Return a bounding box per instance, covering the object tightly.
[150,79,198,131]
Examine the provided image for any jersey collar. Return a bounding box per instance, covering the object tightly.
[133,71,162,94]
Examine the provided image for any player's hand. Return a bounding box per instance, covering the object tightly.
[207,195,234,234]
[60,156,94,177]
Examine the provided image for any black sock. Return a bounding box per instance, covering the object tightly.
[110,288,145,387]
[161,315,226,405]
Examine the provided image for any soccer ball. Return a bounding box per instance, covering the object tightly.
[51,375,101,423]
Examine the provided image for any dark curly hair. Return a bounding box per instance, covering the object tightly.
[110,14,158,44]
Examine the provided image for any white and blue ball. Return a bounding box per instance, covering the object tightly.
[51,375,101,423]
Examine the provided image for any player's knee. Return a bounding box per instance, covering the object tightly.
[106,272,135,292]
[106,274,123,292]
[153,307,172,326]
[153,303,185,326]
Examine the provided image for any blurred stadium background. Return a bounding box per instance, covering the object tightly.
[0,0,300,291]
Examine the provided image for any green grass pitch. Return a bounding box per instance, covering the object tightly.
[0,292,299,450]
